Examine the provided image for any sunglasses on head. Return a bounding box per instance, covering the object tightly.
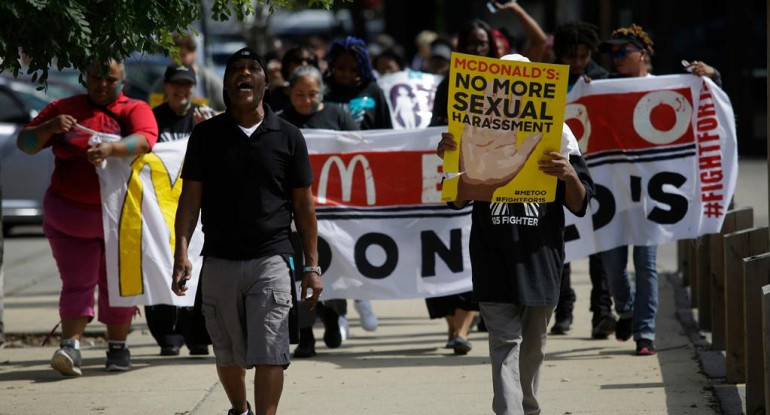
[610,47,641,60]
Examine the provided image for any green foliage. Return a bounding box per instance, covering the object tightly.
[0,0,343,85]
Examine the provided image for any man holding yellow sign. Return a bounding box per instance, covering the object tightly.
[441,52,570,203]
[437,53,594,415]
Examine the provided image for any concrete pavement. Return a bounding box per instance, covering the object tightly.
[1,157,767,414]
[0,242,716,415]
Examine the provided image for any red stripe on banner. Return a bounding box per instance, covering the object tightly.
[566,88,695,154]
[310,151,437,207]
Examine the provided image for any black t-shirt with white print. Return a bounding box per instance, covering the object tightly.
[469,155,594,306]
[153,102,198,142]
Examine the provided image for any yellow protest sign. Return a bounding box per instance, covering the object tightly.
[441,52,569,203]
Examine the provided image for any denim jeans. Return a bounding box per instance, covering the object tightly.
[600,245,658,341]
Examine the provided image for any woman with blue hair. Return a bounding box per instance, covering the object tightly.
[323,36,393,130]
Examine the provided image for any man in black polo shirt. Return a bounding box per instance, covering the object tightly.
[172,48,322,415]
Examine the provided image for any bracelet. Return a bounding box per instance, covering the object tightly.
[302,266,322,276]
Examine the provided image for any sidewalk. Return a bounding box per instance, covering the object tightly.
[0,247,718,415]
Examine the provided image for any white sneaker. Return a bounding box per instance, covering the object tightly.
[338,315,350,341]
[354,299,378,332]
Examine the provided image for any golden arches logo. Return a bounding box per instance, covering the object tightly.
[118,153,182,296]
[317,155,376,205]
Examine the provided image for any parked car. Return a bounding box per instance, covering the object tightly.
[0,75,61,232]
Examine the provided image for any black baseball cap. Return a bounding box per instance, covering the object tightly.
[164,64,196,84]
[224,47,268,80]
[599,32,652,54]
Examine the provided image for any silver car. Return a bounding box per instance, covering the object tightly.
[0,75,79,232]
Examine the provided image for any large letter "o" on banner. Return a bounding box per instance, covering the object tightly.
[633,91,692,145]
[564,103,591,154]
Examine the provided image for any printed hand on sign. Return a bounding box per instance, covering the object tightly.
[458,78,542,201]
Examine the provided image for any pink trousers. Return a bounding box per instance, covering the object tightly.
[43,190,136,325]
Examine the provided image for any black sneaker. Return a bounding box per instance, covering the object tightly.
[636,339,656,356]
[615,317,633,342]
[591,314,617,339]
[51,339,82,377]
[160,345,181,356]
[228,401,254,415]
[550,314,572,335]
[105,342,131,372]
[293,328,317,358]
[322,307,342,349]
[188,344,210,356]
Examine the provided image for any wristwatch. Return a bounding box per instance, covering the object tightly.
[302,266,322,276]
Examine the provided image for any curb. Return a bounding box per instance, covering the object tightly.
[666,272,746,415]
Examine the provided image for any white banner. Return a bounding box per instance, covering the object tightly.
[98,139,203,307]
[563,75,737,261]
[98,74,738,302]
[303,127,472,300]
[378,70,443,129]
[98,127,472,304]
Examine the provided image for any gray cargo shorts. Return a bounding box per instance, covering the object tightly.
[200,255,292,368]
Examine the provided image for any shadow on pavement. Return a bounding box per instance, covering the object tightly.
[295,347,491,369]
[0,354,213,383]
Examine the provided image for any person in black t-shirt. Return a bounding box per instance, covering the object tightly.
[278,66,358,131]
[278,65,359,358]
[144,64,213,357]
[172,48,322,415]
[323,36,393,130]
[153,64,214,143]
[436,53,595,415]
[278,66,360,358]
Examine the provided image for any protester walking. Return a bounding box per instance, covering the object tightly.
[17,57,158,376]
[171,47,322,415]
[549,21,615,338]
[437,53,594,414]
[277,65,360,358]
[143,64,213,357]
[427,18,499,355]
[322,35,388,334]
[598,23,722,356]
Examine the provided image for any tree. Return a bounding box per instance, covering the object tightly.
[0,0,345,84]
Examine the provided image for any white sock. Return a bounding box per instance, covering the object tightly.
[64,338,81,350]
[108,340,127,348]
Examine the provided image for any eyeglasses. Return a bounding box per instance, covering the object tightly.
[610,47,641,60]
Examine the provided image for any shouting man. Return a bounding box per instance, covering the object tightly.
[172,48,322,415]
